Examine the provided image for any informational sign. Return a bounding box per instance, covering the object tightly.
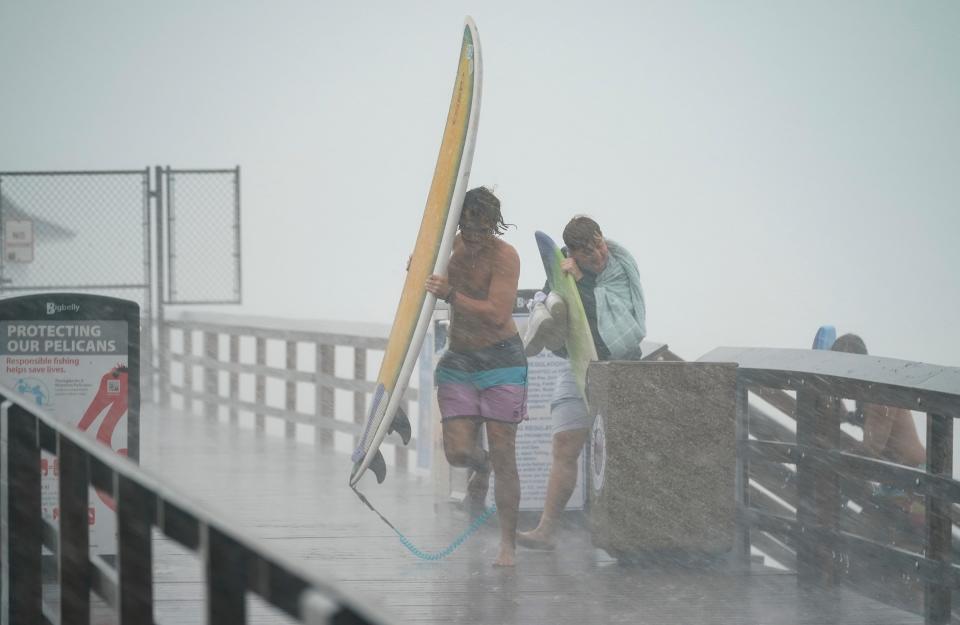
[3,219,34,263]
[0,294,139,555]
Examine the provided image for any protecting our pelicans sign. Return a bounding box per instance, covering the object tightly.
[0,293,139,555]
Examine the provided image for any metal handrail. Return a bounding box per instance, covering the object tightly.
[0,387,389,625]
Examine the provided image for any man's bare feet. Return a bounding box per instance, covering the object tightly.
[466,466,490,514]
[516,528,556,551]
[493,545,516,567]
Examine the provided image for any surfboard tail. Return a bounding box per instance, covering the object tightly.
[352,384,388,464]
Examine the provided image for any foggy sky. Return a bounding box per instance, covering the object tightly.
[1,1,957,366]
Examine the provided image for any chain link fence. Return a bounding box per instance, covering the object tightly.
[166,168,241,304]
[0,170,151,308]
[0,167,242,404]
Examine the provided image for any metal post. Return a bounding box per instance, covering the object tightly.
[155,166,170,406]
[142,167,154,406]
[796,387,838,587]
[233,166,242,304]
[924,413,952,625]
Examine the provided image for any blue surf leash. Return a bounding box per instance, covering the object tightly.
[351,486,496,561]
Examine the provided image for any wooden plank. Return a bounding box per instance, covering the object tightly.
[925,413,953,624]
[286,341,298,439]
[116,476,153,624]
[129,403,929,625]
[57,435,90,625]
[1,403,43,625]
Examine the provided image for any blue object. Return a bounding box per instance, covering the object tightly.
[352,486,497,561]
[394,505,497,561]
[812,325,837,350]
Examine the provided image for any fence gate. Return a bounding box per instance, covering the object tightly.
[0,166,242,404]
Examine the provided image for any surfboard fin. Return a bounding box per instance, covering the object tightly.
[370,450,387,484]
[389,407,412,445]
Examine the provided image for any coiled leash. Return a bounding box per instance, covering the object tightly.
[351,486,496,561]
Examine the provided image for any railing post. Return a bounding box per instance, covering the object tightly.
[316,344,335,449]
[205,526,246,623]
[159,319,171,407]
[924,412,952,625]
[255,337,266,432]
[733,380,751,568]
[286,341,298,439]
[229,334,239,424]
[183,329,194,412]
[1,403,42,625]
[205,331,219,420]
[116,475,153,624]
[795,387,838,587]
[58,435,90,625]
[141,315,154,405]
[353,348,366,451]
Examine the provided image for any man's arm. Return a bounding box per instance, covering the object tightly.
[862,403,897,457]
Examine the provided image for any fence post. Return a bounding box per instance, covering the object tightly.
[316,345,335,449]
[229,334,240,424]
[205,331,219,419]
[183,329,194,412]
[255,337,266,432]
[1,403,42,625]
[925,413,952,625]
[286,341,298,439]
[353,348,366,451]
[159,320,171,407]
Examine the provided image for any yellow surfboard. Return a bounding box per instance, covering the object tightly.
[351,18,482,486]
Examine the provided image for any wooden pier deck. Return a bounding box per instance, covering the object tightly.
[99,404,926,625]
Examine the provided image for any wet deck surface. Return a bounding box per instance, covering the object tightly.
[81,405,925,624]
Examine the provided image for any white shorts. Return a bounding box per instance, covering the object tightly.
[550,362,591,434]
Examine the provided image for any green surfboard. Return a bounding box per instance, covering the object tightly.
[534,231,598,398]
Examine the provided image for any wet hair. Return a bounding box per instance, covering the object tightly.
[460,187,513,235]
[830,333,868,425]
[563,215,603,251]
[831,333,868,356]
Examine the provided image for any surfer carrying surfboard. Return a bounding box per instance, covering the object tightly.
[518,216,646,551]
[424,186,526,567]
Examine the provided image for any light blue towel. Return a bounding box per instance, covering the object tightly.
[594,240,646,360]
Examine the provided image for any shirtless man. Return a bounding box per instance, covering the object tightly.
[425,186,526,567]
[830,333,926,468]
[829,333,926,540]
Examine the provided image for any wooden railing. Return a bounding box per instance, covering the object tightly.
[0,388,388,625]
[700,346,960,625]
[157,311,420,471]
